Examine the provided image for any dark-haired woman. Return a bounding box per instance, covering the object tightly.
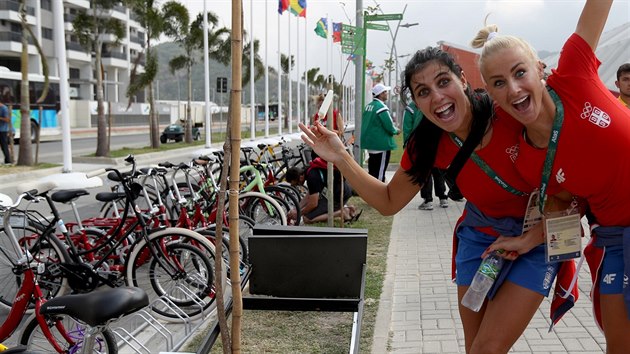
[299,46,564,353]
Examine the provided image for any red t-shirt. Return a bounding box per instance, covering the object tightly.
[401,114,531,219]
[510,33,630,226]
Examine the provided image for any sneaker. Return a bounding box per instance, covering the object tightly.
[418,201,434,210]
[439,199,449,208]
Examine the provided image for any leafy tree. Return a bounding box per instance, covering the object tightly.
[126,0,165,148]
[166,7,228,142]
[215,33,264,87]
[72,0,126,156]
[17,0,49,166]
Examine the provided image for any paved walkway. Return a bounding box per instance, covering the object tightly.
[372,174,606,353]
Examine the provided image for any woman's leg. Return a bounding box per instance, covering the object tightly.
[600,294,630,354]
[470,281,543,354]
[458,285,486,353]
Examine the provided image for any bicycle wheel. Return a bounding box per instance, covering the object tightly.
[264,185,301,225]
[125,227,218,322]
[236,192,287,226]
[0,226,69,311]
[20,313,117,353]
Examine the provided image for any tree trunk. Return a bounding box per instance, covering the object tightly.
[18,6,32,166]
[147,41,160,148]
[95,37,109,156]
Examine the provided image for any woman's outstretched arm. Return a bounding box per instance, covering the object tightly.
[300,122,420,215]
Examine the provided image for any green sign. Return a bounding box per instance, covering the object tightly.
[366,23,389,31]
[365,13,403,22]
[340,25,365,56]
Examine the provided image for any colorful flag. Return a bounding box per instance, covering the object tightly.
[314,18,328,39]
[332,22,342,43]
[289,0,306,17]
[278,0,289,14]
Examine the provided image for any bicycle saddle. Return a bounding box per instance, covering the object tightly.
[51,189,90,203]
[40,287,149,327]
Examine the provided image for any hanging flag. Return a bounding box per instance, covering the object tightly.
[314,18,328,38]
[278,0,289,14]
[289,0,306,17]
[332,22,342,43]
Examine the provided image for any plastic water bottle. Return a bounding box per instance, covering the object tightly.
[461,250,505,312]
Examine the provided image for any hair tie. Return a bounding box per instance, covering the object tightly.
[487,31,498,42]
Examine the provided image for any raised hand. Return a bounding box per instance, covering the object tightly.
[299,122,349,164]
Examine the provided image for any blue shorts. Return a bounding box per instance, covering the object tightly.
[599,244,626,294]
[455,226,559,296]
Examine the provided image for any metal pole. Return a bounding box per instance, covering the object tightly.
[53,0,72,172]
[264,0,269,137]
[278,13,282,135]
[353,3,364,164]
[296,18,301,128]
[250,0,256,140]
[203,0,212,146]
[288,14,292,134]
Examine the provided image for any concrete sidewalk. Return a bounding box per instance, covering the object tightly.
[372,172,605,353]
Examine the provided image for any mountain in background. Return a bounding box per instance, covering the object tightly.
[154,41,310,109]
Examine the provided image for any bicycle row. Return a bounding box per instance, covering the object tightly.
[0,137,311,353]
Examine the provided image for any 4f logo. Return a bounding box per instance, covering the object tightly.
[556,168,566,184]
[603,273,617,284]
[580,102,610,128]
[505,145,519,163]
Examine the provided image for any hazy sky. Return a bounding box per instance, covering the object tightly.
[176,0,630,84]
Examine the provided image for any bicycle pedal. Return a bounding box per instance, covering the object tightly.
[47,263,62,277]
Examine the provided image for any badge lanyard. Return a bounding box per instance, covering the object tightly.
[538,88,564,214]
[534,88,581,263]
[449,134,527,197]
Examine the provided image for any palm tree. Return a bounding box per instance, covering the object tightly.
[126,0,165,148]
[166,8,229,142]
[17,0,49,166]
[72,0,126,156]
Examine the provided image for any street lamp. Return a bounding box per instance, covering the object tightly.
[387,22,419,122]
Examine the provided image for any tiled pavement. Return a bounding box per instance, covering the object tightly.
[372,172,606,353]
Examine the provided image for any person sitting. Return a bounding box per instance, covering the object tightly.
[288,157,360,224]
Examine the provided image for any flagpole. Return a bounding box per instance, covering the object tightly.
[264,0,269,137]
[304,15,308,125]
[278,9,282,135]
[203,0,211,146]
[250,0,255,140]
[288,14,292,134]
[296,17,301,128]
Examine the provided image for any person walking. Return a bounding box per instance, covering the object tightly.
[0,98,11,165]
[361,83,399,182]
[402,102,448,210]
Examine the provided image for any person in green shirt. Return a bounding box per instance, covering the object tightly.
[361,83,399,181]
[402,102,448,210]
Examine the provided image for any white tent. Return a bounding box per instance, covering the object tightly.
[541,22,630,94]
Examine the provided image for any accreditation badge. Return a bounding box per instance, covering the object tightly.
[543,200,582,263]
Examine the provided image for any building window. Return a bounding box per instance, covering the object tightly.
[10,23,21,33]
[69,68,81,79]
[41,0,52,11]
[42,27,53,40]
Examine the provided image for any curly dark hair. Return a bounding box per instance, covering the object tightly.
[399,47,493,186]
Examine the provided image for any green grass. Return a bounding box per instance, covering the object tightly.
[184,196,393,353]
[389,132,404,165]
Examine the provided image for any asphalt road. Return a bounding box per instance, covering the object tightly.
[15,133,152,164]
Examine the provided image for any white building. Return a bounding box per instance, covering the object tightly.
[0,0,146,103]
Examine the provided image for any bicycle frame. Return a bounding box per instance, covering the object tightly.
[0,196,73,353]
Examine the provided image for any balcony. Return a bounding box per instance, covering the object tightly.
[0,1,35,15]
[103,51,127,60]
[130,35,144,46]
[66,41,87,52]
[113,5,127,13]
[0,32,34,44]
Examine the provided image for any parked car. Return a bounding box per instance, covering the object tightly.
[160,124,201,143]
